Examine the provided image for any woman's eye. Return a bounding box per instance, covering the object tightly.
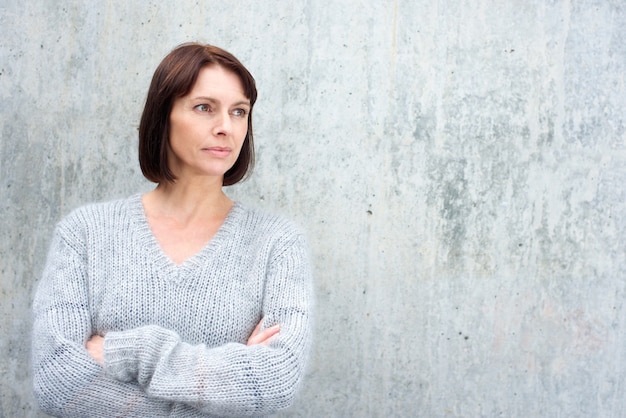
[232,108,248,117]
[194,104,210,112]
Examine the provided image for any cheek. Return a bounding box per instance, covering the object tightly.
[168,120,184,145]
[169,120,204,152]
[236,124,248,147]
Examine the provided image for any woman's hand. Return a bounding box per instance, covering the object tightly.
[247,319,280,346]
[86,335,105,364]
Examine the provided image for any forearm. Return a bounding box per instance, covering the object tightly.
[102,314,311,417]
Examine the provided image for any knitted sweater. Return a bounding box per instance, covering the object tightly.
[32,194,313,417]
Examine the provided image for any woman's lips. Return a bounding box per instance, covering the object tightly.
[203,147,231,158]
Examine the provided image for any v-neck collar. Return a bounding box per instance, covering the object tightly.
[127,194,242,283]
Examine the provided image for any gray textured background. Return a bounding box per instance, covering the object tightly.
[1,1,625,417]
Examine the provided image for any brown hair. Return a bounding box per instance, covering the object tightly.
[138,43,257,186]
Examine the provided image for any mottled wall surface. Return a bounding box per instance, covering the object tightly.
[1,1,625,417]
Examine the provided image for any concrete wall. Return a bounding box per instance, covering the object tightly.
[1,1,625,416]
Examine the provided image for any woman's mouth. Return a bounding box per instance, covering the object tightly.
[203,147,232,158]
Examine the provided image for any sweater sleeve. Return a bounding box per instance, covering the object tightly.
[103,232,314,417]
[32,226,173,417]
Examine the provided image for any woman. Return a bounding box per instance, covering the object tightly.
[32,43,313,417]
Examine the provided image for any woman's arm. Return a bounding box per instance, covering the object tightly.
[101,232,314,417]
[32,228,173,417]
[85,320,280,362]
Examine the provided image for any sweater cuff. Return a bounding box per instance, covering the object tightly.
[104,325,178,386]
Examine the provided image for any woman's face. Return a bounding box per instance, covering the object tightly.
[167,65,250,182]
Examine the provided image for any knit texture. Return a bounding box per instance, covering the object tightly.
[32,194,313,417]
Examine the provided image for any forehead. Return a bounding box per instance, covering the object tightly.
[187,65,247,100]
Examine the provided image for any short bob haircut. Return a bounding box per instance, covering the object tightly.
[138,43,257,186]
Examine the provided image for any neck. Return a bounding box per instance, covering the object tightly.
[144,176,233,224]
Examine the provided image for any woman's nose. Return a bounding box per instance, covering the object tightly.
[213,111,232,136]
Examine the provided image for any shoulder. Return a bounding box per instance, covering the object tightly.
[55,195,139,240]
[233,203,306,242]
[229,204,310,260]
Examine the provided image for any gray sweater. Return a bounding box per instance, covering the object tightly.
[32,194,313,417]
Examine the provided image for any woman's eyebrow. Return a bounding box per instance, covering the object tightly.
[233,100,251,107]
[190,96,218,102]
[190,96,250,107]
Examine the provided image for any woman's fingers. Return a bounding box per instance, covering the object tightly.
[85,335,105,364]
[247,322,280,346]
[247,319,265,345]
[251,319,263,336]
